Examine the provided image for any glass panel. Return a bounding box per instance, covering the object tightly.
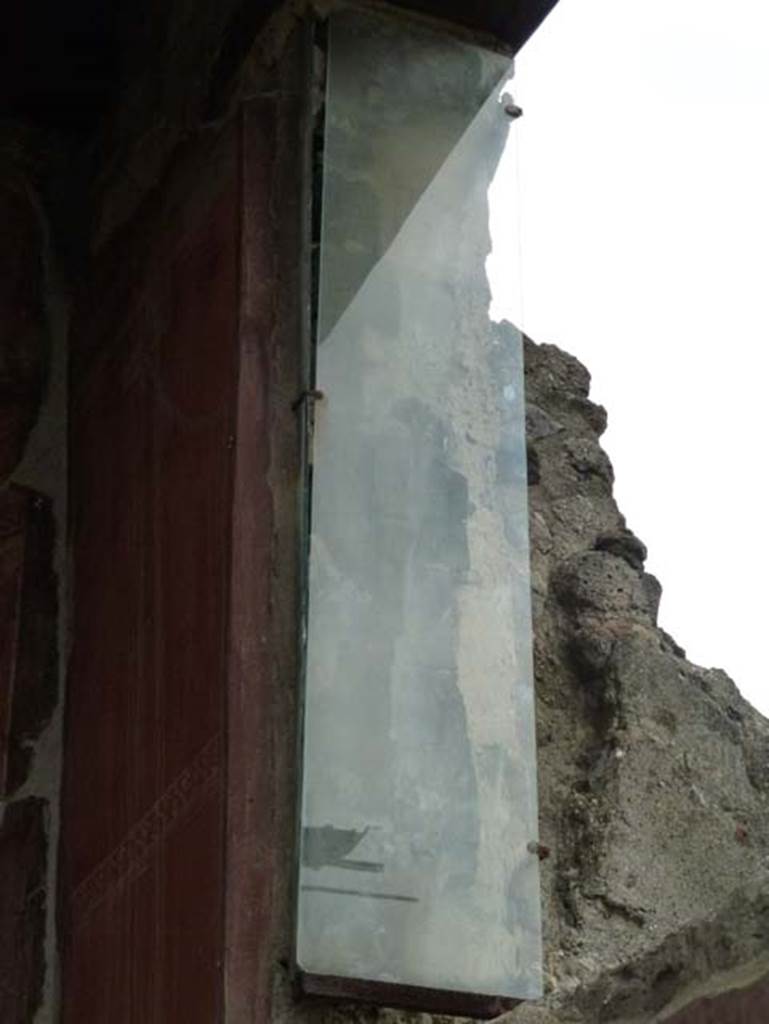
[298,7,541,1002]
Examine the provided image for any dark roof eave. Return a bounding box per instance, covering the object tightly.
[389,0,561,52]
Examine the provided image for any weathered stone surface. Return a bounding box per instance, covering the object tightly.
[512,335,769,1022]
[0,797,47,1023]
[594,530,647,572]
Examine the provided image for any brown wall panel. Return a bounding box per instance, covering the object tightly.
[61,123,240,1022]
[666,975,769,1024]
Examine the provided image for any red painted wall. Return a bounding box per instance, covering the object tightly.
[61,124,240,1023]
[60,24,309,1016]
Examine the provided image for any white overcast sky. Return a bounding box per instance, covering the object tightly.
[489,0,769,715]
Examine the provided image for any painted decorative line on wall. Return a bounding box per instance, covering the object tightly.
[69,734,222,930]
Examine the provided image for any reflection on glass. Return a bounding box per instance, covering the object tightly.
[298,7,541,1002]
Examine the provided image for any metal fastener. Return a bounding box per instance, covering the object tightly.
[292,388,325,412]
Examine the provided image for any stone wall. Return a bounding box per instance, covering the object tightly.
[510,338,769,1022]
